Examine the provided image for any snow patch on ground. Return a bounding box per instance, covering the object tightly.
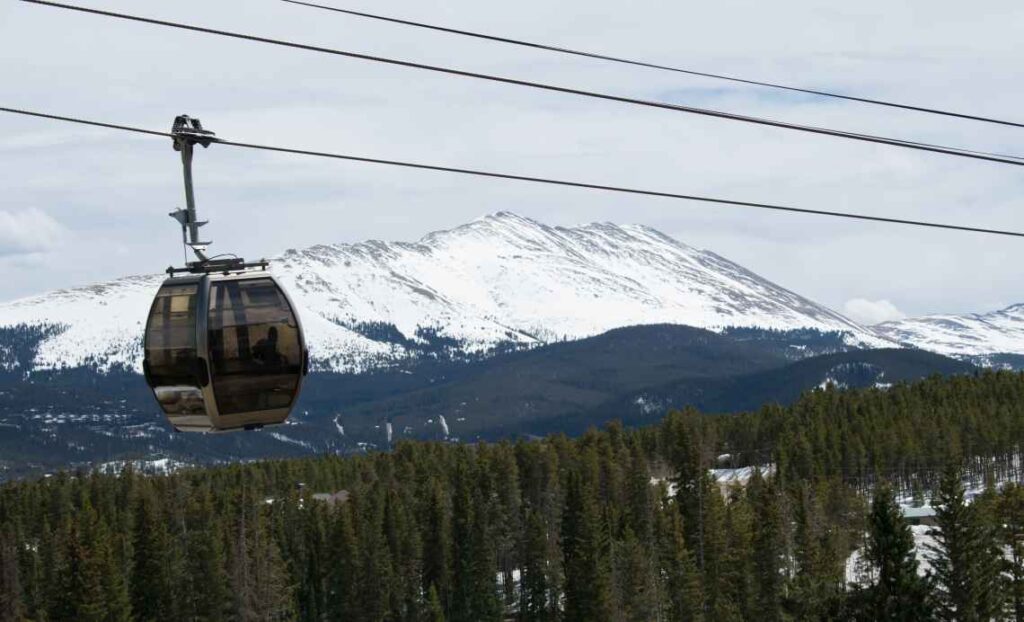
[649,464,775,497]
[269,432,314,449]
[95,457,188,475]
[633,395,664,415]
[711,464,776,486]
[818,377,848,390]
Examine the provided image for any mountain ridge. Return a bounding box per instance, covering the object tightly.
[876,303,1024,364]
[0,211,893,374]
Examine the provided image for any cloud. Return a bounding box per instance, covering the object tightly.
[0,209,66,256]
[843,298,907,325]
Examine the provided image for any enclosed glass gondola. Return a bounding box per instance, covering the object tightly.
[143,115,308,432]
[144,272,308,432]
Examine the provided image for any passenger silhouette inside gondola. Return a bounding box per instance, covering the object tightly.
[252,326,285,367]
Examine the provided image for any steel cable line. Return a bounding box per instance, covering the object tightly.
[4,104,1024,239]
[281,0,1024,130]
[18,0,1024,167]
[0,107,172,138]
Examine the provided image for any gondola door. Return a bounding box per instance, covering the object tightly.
[143,276,212,432]
[204,275,304,429]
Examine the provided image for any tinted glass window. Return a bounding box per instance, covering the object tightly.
[145,283,206,416]
[208,279,301,415]
[145,283,198,385]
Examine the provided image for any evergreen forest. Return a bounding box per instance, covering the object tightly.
[3,371,1024,620]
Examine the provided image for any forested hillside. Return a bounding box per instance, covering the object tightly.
[0,324,973,478]
[2,371,1024,620]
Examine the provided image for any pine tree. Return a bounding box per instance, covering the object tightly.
[16,522,44,622]
[624,446,654,545]
[659,507,703,622]
[0,525,23,622]
[519,508,552,622]
[698,478,733,616]
[613,527,660,622]
[422,477,452,617]
[487,445,523,611]
[249,511,296,622]
[184,488,230,621]
[61,506,109,622]
[972,486,1007,622]
[666,408,710,572]
[748,472,785,622]
[789,481,840,619]
[426,584,446,622]
[41,514,69,620]
[928,465,1006,621]
[94,516,132,622]
[665,408,738,616]
[863,484,931,621]
[717,483,755,620]
[229,492,296,622]
[326,503,361,622]
[561,470,612,622]
[132,488,178,622]
[355,487,394,622]
[1000,483,1024,622]
[230,492,259,622]
[383,487,422,622]
[450,454,499,622]
[296,502,327,622]
[468,492,501,622]
[451,455,477,622]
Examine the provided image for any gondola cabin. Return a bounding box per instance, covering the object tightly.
[143,272,308,432]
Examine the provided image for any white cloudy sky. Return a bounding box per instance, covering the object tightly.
[1,0,1022,322]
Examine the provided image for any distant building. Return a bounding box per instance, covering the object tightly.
[902,505,937,526]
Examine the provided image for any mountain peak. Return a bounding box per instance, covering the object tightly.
[441,210,553,237]
[480,210,538,224]
[0,212,892,373]
[434,212,694,257]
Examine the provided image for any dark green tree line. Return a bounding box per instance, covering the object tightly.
[0,371,1022,619]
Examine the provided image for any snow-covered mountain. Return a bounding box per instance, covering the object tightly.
[0,211,891,373]
[876,304,1024,363]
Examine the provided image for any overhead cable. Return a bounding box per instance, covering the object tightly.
[3,104,1023,239]
[18,0,1024,167]
[281,0,1024,129]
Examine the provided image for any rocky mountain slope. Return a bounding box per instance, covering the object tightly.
[0,211,891,373]
[876,304,1024,367]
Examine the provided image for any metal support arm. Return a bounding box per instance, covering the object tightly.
[170,115,217,263]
